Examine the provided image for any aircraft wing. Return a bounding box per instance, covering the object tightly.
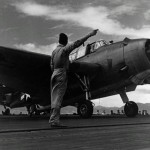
[0,46,102,107]
[0,46,51,105]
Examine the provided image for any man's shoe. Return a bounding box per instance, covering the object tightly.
[50,123,67,128]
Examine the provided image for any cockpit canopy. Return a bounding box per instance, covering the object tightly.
[69,39,109,62]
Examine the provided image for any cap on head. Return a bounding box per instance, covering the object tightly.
[59,33,68,46]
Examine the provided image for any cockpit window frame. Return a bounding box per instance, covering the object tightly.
[69,39,109,62]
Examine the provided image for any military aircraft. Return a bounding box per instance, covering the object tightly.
[0,37,150,118]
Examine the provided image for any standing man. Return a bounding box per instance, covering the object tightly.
[49,29,98,127]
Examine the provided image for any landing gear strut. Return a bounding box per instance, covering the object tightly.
[75,74,93,118]
[119,89,138,117]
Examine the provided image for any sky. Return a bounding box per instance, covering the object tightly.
[1,0,150,107]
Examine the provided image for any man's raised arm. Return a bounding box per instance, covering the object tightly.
[65,29,98,54]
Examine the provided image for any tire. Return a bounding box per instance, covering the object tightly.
[77,101,93,118]
[28,105,36,117]
[2,108,10,115]
[124,101,138,117]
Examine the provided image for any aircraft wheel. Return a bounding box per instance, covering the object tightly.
[124,101,138,117]
[28,105,36,117]
[77,101,93,118]
[35,111,40,116]
[2,108,10,115]
[6,108,10,115]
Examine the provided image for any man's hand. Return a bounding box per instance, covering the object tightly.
[90,29,99,36]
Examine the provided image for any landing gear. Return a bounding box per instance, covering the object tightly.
[27,104,37,117]
[2,105,10,115]
[27,104,51,116]
[2,108,10,115]
[77,101,93,118]
[75,74,94,118]
[119,89,138,117]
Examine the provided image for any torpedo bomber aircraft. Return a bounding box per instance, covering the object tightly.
[0,37,150,118]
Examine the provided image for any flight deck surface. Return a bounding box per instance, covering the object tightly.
[0,115,150,150]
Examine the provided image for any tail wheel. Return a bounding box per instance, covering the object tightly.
[77,101,93,118]
[124,101,138,117]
